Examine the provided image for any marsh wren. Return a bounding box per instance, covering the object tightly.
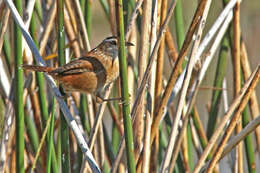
[23,36,133,101]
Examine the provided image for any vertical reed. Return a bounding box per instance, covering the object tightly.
[116,0,136,172]
[13,0,24,172]
[57,0,70,172]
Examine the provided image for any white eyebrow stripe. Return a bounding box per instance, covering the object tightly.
[105,38,117,42]
[104,37,117,43]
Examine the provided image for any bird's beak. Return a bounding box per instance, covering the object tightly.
[125,42,134,46]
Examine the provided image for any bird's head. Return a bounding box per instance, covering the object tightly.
[97,36,134,59]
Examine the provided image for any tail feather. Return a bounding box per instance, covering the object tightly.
[22,64,55,73]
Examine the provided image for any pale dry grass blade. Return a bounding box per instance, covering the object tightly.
[0,7,10,52]
[232,1,243,172]
[64,8,81,57]
[134,0,152,161]
[74,0,90,50]
[142,113,151,173]
[39,2,56,55]
[88,85,113,150]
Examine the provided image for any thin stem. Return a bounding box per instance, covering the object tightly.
[242,106,256,173]
[174,0,185,51]
[14,0,24,172]
[135,0,152,160]
[116,0,136,172]
[57,0,71,172]
[47,98,56,173]
[85,0,92,37]
[232,2,243,172]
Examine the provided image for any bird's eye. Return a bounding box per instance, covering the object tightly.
[111,40,117,45]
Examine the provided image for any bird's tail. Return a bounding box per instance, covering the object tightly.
[22,64,55,73]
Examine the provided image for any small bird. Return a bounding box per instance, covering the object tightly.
[23,36,134,101]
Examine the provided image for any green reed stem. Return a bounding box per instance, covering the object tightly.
[24,113,40,158]
[3,35,11,74]
[174,0,185,51]
[112,120,121,154]
[111,91,120,156]
[159,125,168,163]
[123,0,130,27]
[56,128,61,167]
[47,98,56,173]
[116,0,136,172]
[35,0,43,23]
[103,124,116,162]
[85,0,92,37]
[242,105,256,173]
[79,94,90,133]
[57,0,70,172]
[14,0,24,172]
[103,123,116,172]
